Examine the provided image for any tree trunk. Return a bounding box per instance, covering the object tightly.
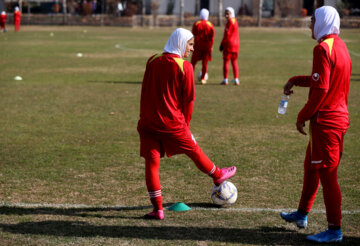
[218,0,223,26]
[257,0,263,27]
[63,0,67,25]
[179,0,184,26]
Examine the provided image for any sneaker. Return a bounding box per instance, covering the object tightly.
[213,166,237,185]
[306,229,343,243]
[220,80,228,85]
[280,211,308,228]
[232,79,240,85]
[144,210,164,220]
[201,79,207,85]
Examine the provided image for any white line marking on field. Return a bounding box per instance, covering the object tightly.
[349,50,360,57]
[1,202,359,215]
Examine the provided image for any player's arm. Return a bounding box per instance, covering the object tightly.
[296,45,330,135]
[220,22,231,50]
[183,62,195,126]
[283,76,311,95]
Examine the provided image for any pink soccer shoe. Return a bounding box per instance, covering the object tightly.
[145,210,164,220]
[213,166,237,185]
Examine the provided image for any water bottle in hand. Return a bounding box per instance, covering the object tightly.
[278,94,290,115]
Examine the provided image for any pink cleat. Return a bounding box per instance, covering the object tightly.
[213,166,237,185]
[145,210,164,220]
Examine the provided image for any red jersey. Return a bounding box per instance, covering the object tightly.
[138,53,195,133]
[220,17,239,53]
[0,13,7,28]
[14,10,21,25]
[290,34,352,130]
[192,20,214,52]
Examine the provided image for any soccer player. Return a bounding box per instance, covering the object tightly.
[138,28,237,220]
[0,11,7,32]
[219,7,239,85]
[191,8,214,85]
[280,6,351,243]
[14,7,21,32]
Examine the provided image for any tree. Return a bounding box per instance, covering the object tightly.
[257,0,263,27]
[218,0,223,26]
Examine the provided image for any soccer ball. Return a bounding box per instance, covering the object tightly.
[211,181,238,207]
[197,71,208,81]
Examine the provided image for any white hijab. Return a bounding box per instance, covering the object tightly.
[1,11,6,15]
[200,8,209,20]
[225,7,235,18]
[314,6,340,41]
[15,7,19,11]
[164,28,193,58]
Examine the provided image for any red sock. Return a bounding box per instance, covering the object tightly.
[186,147,222,179]
[145,157,163,211]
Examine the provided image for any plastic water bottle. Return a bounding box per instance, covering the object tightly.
[278,94,290,114]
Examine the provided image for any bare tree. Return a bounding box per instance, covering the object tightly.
[179,0,184,26]
[218,0,223,26]
[142,0,146,26]
[257,0,263,27]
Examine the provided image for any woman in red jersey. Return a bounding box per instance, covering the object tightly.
[0,11,7,32]
[191,8,214,85]
[219,7,239,85]
[138,28,236,220]
[280,6,352,243]
[14,7,21,32]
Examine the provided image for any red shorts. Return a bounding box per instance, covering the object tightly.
[138,127,199,159]
[223,51,238,60]
[191,48,212,63]
[309,121,347,169]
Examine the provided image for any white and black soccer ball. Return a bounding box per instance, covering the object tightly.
[211,181,238,207]
[197,71,208,81]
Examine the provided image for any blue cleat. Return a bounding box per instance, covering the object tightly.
[280,211,308,228]
[306,229,343,243]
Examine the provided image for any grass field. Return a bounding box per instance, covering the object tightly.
[0,25,359,245]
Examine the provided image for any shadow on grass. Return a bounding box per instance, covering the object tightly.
[1,205,359,244]
[0,221,359,245]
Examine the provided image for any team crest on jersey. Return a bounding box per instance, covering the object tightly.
[312,73,320,81]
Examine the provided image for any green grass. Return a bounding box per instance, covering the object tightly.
[0,25,359,245]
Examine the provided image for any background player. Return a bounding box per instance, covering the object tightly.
[0,11,7,32]
[191,8,214,85]
[280,6,351,243]
[14,7,21,32]
[219,7,239,85]
[138,28,237,220]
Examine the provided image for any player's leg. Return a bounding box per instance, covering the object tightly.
[298,143,320,213]
[186,146,236,185]
[201,58,208,80]
[307,168,343,244]
[319,166,342,229]
[306,129,344,243]
[145,156,164,220]
[280,143,318,228]
[221,55,230,85]
[230,55,239,85]
[306,168,343,243]
[139,132,164,220]
[165,128,236,185]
